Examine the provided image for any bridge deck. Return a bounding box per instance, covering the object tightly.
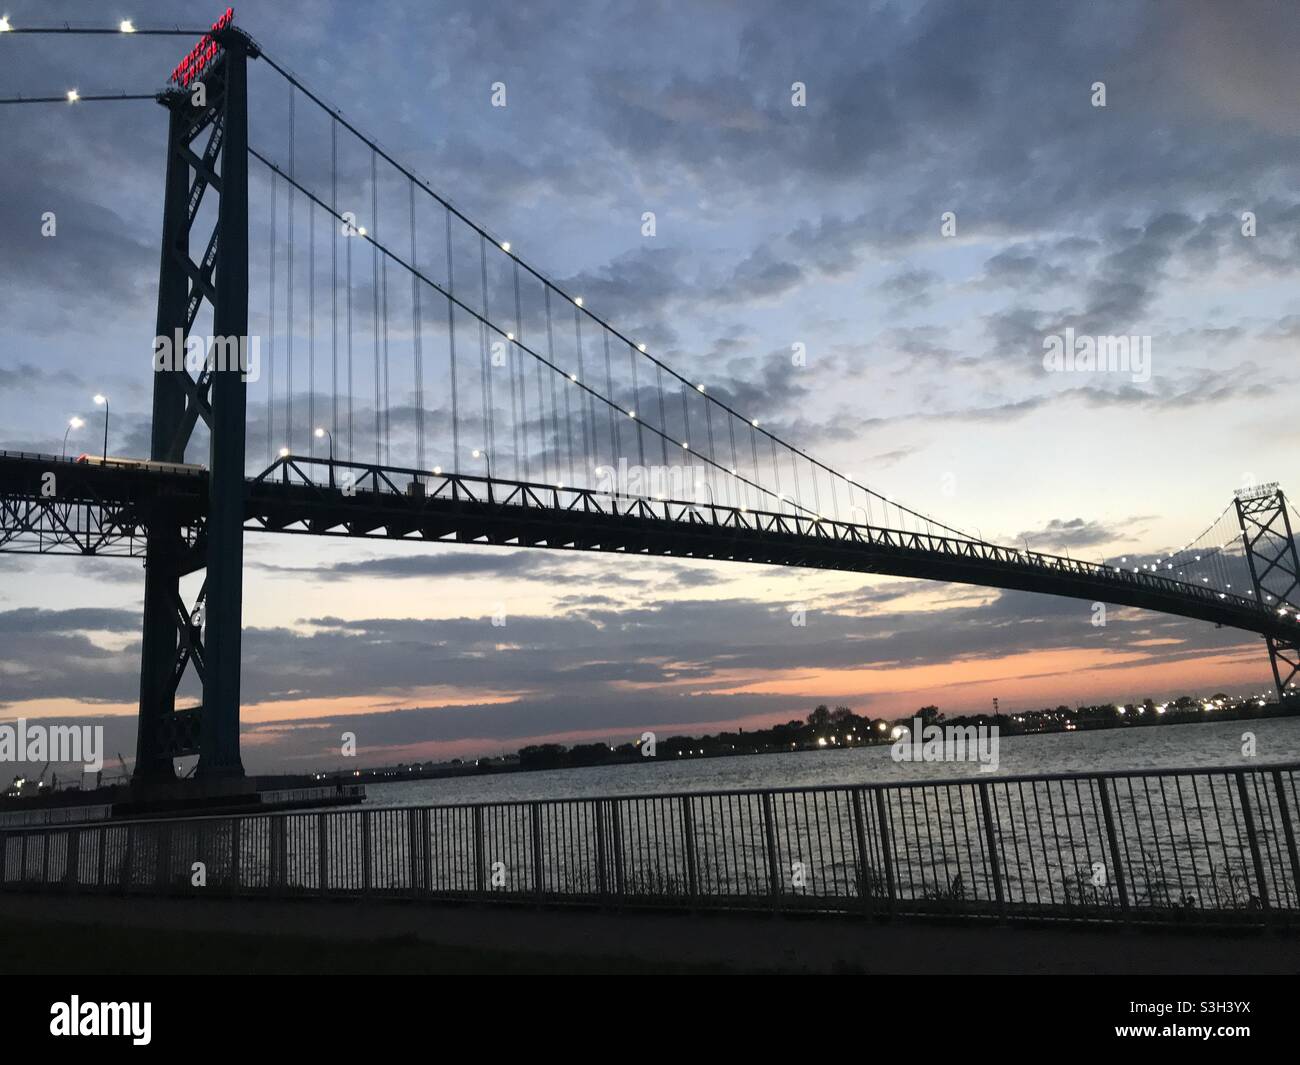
[2,450,1296,642]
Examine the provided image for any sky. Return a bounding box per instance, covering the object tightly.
[1,0,1298,777]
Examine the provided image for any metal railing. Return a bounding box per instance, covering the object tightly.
[0,803,112,829]
[3,764,1298,926]
[252,454,1297,637]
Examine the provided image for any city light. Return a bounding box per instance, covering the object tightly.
[66,89,80,102]
[119,19,135,33]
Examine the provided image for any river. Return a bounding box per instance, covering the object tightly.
[361,715,1300,808]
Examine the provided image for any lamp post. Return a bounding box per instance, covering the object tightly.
[314,427,335,487]
[61,416,84,460]
[92,394,108,461]
[472,447,493,503]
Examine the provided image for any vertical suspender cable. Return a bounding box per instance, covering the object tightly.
[330,119,338,461]
[286,85,295,453]
[308,190,315,456]
[371,149,381,465]
[410,180,425,470]
[478,235,493,468]
[268,169,277,464]
[445,208,459,472]
[511,261,526,481]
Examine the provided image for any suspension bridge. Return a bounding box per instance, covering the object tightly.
[1,14,1297,794]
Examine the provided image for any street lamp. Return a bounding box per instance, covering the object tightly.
[62,416,84,460]
[92,394,108,461]
[314,427,335,487]
[471,447,493,503]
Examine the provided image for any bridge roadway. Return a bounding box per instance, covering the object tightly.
[2,450,1296,643]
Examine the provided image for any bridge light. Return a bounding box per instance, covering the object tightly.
[357,226,367,236]
[627,409,636,418]
[67,89,80,102]
[433,466,441,475]
[569,373,577,382]
[0,17,10,31]
[637,343,646,352]
[506,332,514,341]
[500,241,510,252]
[278,447,289,458]
[314,427,325,438]
[573,297,583,307]
[751,419,759,427]
[681,442,689,450]
[69,416,84,429]
[696,383,705,392]
[119,19,135,32]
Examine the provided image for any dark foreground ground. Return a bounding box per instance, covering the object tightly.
[1,893,1296,974]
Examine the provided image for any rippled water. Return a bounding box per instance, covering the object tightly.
[363,716,1300,808]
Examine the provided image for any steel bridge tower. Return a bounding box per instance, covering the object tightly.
[134,27,258,789]
[1236,485,1300,701]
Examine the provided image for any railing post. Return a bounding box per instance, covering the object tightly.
[473,807,485,895]
[65,828,80,892]
[421,809,433,897]
[978,782,1006,918]
[229,817,241,896]
[761,792,782,910]
[851,787,874,917]
[680,795,698,902]
[156,821,172,892]
[120,825,133,894]
[276,816,288,890]
[1272,769,1300,908]
[595,800,608,901]
[361,810,372,896]
[96,826,107,890]
[1097,777,1130,919]
[317,812,328,896]
[531,802,544,899]
[407,808,420,898]
[611,801,625,898]
[267,817,280,892]
[874,789,895,915]
[1236,771,1271,912]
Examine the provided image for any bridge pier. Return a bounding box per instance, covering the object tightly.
[1236,486,1300,703]
[133,29,258,790]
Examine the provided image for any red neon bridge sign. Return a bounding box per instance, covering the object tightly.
[169,7,235,88]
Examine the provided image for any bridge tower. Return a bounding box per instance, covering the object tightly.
[135,25,257,788]
[1235,484,1300,703]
